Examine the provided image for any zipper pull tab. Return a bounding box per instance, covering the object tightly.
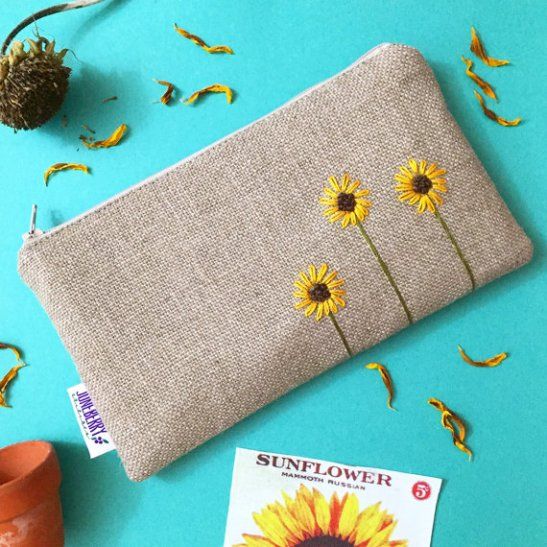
[22,204,43,242]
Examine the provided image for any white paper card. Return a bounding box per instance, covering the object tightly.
[224,448,442,547]
[67,383,115,458]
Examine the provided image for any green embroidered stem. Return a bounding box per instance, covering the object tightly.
[356,221,414,324]
[434,209,476,291]
[329,314,353,357]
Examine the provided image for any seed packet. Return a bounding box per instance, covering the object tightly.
[224,448,442,547]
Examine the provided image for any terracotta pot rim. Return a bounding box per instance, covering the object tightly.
[0,440,61,521]
[0,440,54,490]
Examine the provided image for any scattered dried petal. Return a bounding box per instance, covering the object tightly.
[0,342,22,362]
[458,345,507,367]
[428,397,472,459]
[102,96,118,103]
[82,124,95,134]
[81,123,128,149]
[43,163,90,186]
[0,342,25,409]
[184,84,233,105]
[155,79,175,105]
[473,91,522,126]
[0,363,25,407]
[366,362,396,410]
[461,56,497,100]
[470,27,509,67]
[174,24,234,54]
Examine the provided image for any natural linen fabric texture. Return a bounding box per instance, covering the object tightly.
[18,45,532,481]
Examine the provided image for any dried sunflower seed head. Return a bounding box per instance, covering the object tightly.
[0,37,71,131]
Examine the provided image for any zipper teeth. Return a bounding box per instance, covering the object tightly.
[25,43,393,244]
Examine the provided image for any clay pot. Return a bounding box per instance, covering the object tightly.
[0,441,64,546]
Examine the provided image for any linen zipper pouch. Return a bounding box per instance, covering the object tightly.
[18,44,532,481]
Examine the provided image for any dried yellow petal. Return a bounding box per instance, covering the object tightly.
[470,27,509,67]
[0,363,25,408]
[0,342,22,362]
[81,123,128,149]
[184,84,234,105]
[428,397,472,459]
[174,24,234,54]
[43,163,90,186]
[441,411,472,459]
[365,362,396,410]
[102,96,118,103]
[155,79,175,105]
[458,345,507,367]
[0,342,25,409]
[473,91,522,126]
[461,56,497,100]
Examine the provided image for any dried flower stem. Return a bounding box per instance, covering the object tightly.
[357,220,413,324]
[2,0,104,55]
[434,209,476,290]
[329,315,353,357]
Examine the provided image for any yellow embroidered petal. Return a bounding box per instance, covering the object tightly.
[341,214,351,228]
[429,191,443,206]
[473,90,521,126]
[43,163,89,185]
[339,175,349,192]
[329,176,341,192]
[81,124,128,149]
[155,79,175,105]
[470,26,509,67]
[174,24,233,54]
[407,158,418,173]
[316,263,328,283]
[457,345,508,367]
[184,84,233,105]
[461,56,497,100]
[298,272,312,287]
[347,180,360,193]
[366,363,396,410]
[304,303,316,317]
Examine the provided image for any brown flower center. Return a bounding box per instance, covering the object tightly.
[297,537,354,547]
[309,283,331,303]
[337,192,356,212]
[412,174,433,194]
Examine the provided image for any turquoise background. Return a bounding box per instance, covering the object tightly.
[1,1,545,545]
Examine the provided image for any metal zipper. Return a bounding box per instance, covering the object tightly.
[21,43,394,246]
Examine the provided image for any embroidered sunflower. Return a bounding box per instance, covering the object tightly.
[320,173,413,324]
[235,484,407,547]
[320,174,371,228]
[294,264,345,321]
[393,159,476,290]
[293,264,352,356]
[394,159,447,214]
